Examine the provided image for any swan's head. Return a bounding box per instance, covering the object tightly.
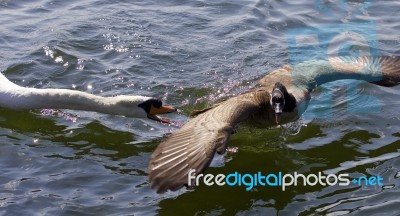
[112,96,176,123]
[137,98,177,123]
[270,82,286,125]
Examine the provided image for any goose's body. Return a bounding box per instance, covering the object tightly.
[0,73,176,122]
[148,56,400,193]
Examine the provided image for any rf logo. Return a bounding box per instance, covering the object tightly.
[286,0,381,119]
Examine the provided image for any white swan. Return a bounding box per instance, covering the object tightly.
[0,73,176,122]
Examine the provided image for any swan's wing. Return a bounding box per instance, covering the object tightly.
[148,93,263,193]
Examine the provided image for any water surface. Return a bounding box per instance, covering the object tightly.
[0,0,400,215]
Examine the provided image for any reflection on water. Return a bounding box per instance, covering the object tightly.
[0,0,400,215]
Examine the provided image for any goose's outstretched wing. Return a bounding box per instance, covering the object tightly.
[320,56,400,87]
[257,56,400,90]
[350,56,400,87]
[148,91,268,193]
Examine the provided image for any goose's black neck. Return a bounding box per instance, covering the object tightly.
[283,92,296,112]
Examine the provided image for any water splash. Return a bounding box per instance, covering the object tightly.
[40,109,79,122]
[43,46,55,58]
[280,119,308,140]
[193,76,256,106]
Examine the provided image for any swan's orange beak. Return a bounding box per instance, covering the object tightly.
[147,105,177,124]
[149,105,177,115]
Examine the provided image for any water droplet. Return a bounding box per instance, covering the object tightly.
[55,56,63,63]
[77,65,84,70]
[383,184,395,189]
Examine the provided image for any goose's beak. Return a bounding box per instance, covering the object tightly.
[275,113,281,125]
[148,105,177,123]
[273,102,283,125]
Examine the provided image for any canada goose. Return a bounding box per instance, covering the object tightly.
[0,73,176,122]
[148,56,400,193]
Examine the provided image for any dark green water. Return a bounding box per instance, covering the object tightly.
[1,0,400,215]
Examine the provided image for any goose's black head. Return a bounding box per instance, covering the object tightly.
[138,98,177,123]
[270,82,296,124]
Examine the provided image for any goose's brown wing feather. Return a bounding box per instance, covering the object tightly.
[357,56,400,87]
[326,56,400,87]
[148,94,262,193]
[257,64,292,90]
[257,56,400,91]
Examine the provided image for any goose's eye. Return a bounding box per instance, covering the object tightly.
[272,96,283,104]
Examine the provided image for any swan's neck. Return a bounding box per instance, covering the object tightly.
[28,88,116,113]
[0,85,149,117]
